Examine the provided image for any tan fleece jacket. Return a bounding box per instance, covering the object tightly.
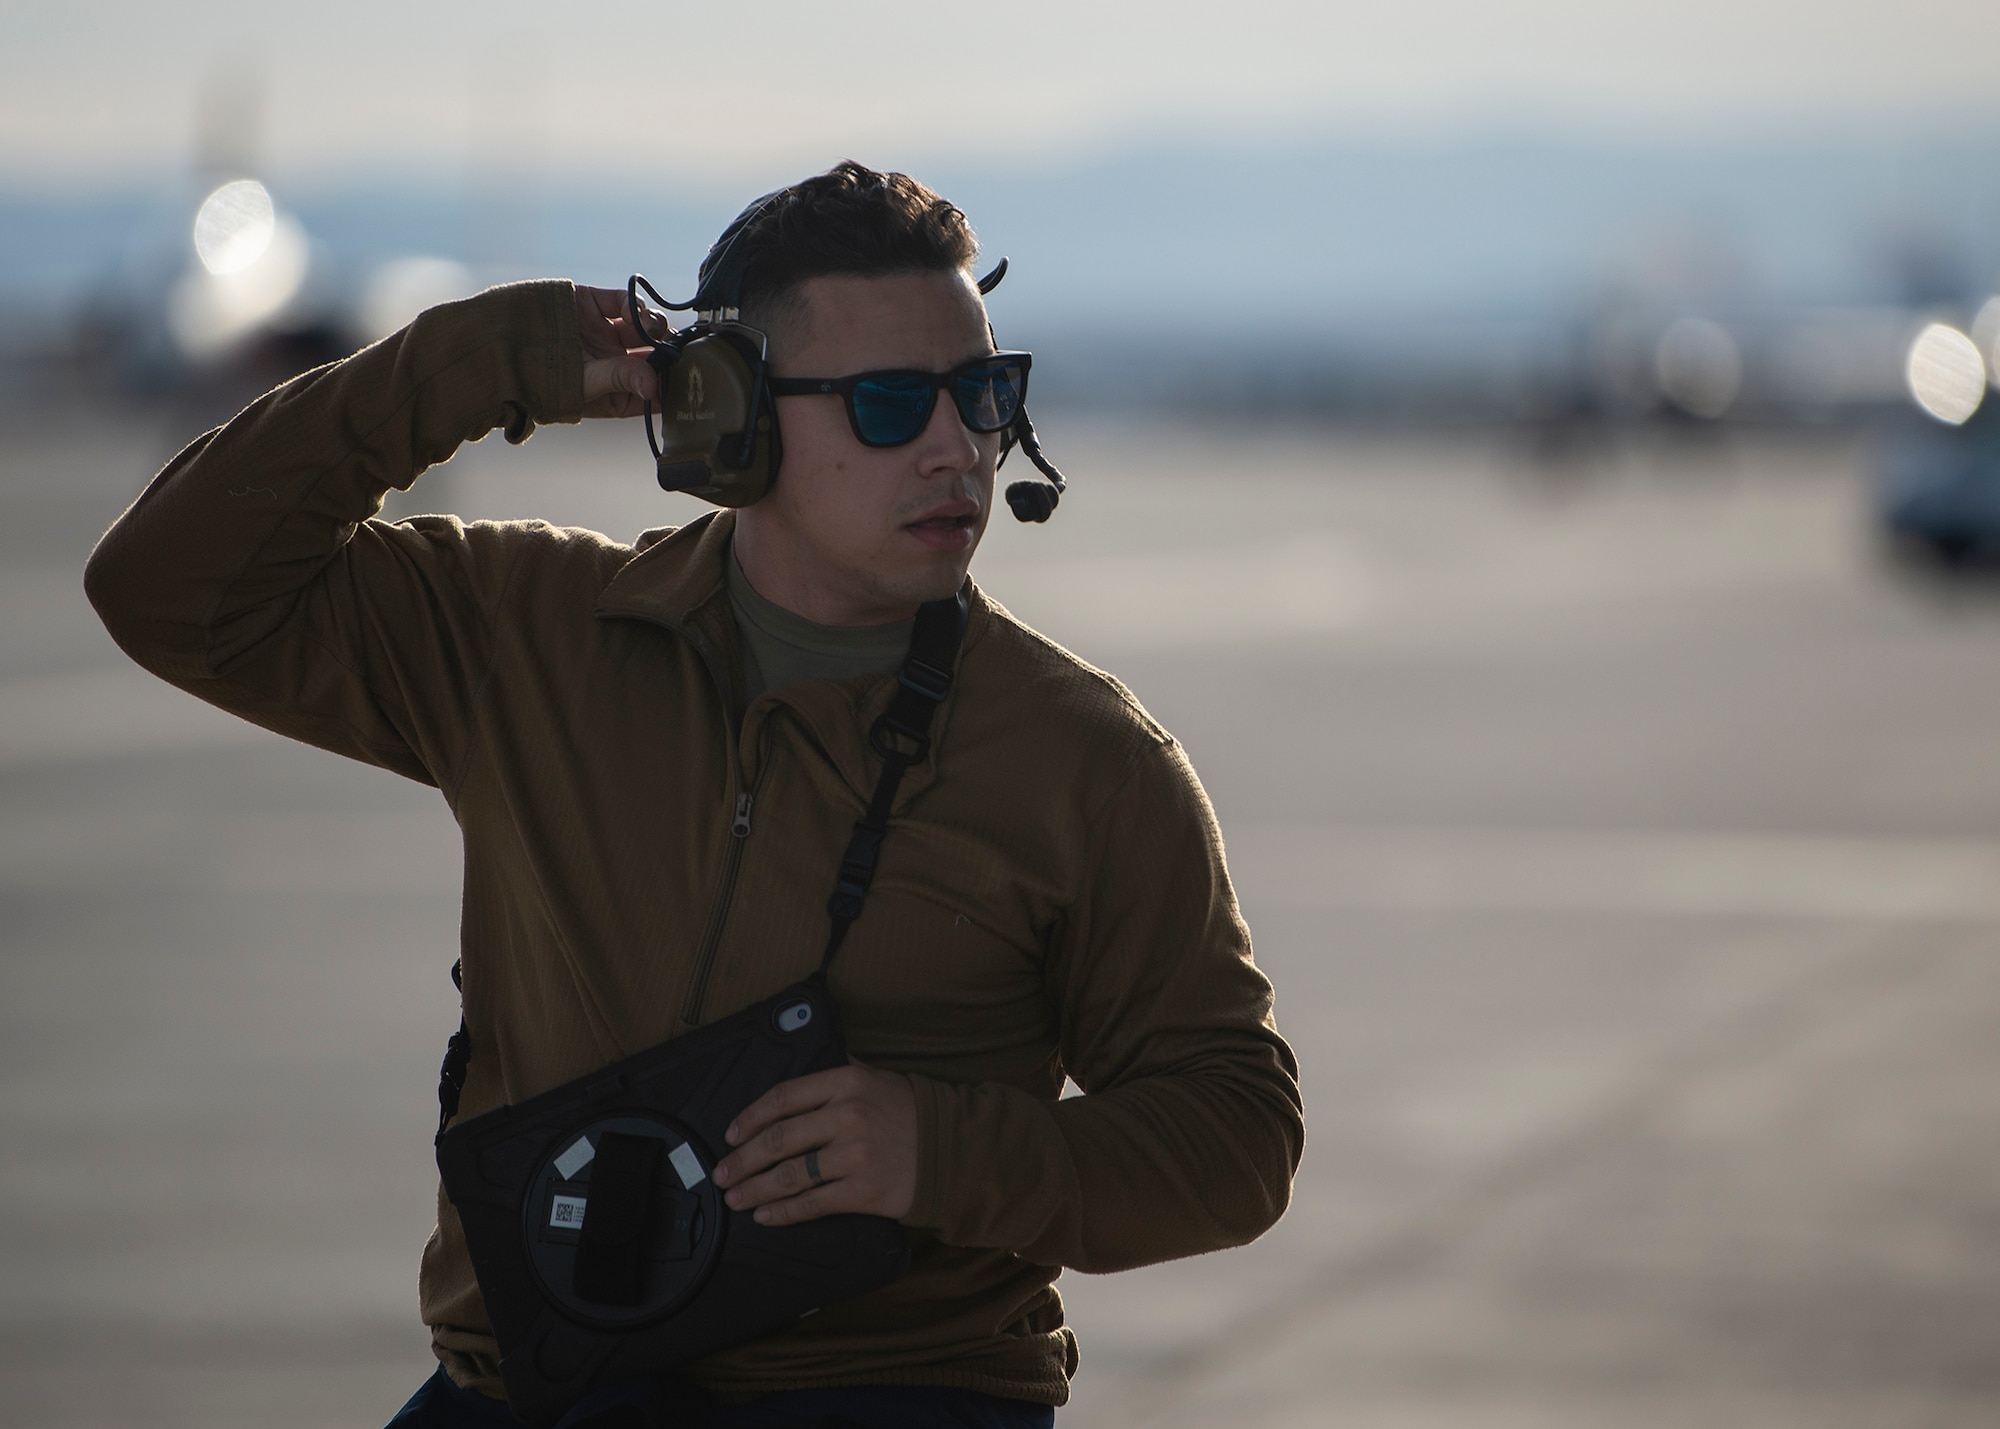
[82,281,1304,1408]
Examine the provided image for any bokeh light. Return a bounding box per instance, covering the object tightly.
[1654,317,1742,419]
[1971,296,2000,391]
[168,210,310,357]
[191,179,276,276]
[1904,322,1986,425]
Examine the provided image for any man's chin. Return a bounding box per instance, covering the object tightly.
[880,547,975,609]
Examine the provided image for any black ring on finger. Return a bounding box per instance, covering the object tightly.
[803,1148,826,1187]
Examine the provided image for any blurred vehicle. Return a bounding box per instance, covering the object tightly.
[1876,403,2000,567]
[1874,315,2000,568]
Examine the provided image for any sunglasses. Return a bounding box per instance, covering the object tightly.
[767,352,1032,448]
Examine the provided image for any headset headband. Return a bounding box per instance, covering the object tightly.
[677,189,785,318]
[668,192,1011,320]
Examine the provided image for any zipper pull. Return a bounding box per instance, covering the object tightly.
[732,793,754,837]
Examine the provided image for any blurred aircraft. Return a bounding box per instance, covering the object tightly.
[70,172,476,402]
[45,65,479,408]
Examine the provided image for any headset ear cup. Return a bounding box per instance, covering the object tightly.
[651,333,779,508]
[712,333,779,506]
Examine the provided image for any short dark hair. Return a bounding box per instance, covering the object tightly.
[734,161,979,336]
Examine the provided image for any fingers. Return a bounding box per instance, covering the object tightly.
[580,355,656,418]
[574,280,672,420]
[717,1128,869,1225]
[748,1178,845,1228]
[714,1083,842,1198]
[574,283,669,366]
[618,294,672,344]
[718,1117,841,1217]
[577,284,668,340]
[726,1067,848,1148]
[575,283,631,321]
[604,314,654,349]
[720,1104,841,1185]
[573,286,626,360]
[710,1066,918,1225]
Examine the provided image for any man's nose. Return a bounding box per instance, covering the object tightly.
[912,389,979,476]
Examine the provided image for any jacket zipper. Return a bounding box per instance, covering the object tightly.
[617,613,775,1028]
[678,687,781,1025]
[679,785,754,1025]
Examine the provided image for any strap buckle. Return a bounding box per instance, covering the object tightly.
[897,655,952,703]
[869,715,930,763]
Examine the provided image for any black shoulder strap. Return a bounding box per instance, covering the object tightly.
[435,588,969,1141]
[437,958,470,1140]
[819,590,968,974]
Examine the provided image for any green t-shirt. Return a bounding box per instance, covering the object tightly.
[726,543,912,703]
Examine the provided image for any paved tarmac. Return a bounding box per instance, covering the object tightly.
[3,405,1998,1427]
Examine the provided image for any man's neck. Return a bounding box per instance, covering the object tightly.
[731,518,919,627]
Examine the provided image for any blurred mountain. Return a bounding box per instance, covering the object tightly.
[9,130,1997,320]
[952,130,2000,325]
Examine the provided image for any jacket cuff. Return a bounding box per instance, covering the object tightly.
[479,279,585,439]
[904,1070,952,1230]
[538,279,587,427]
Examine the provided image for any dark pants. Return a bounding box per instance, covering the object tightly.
[386,1365,1056,1429]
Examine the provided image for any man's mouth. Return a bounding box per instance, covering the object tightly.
[905,503,980,552]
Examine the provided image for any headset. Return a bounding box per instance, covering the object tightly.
[625,192,1070,522]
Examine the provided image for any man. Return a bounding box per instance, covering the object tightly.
[85,162,1303,1428]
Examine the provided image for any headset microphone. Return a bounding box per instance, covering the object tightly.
[1002,412,1067,523]
[1006,482,1057,524]
[976,257,1069,524]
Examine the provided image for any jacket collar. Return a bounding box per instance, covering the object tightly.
[595,508,736,633]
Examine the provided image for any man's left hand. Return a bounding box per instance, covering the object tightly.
[711,1065,918,1226]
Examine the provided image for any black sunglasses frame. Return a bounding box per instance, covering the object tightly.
[767,352,1034,449]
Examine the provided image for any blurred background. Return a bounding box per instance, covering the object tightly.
[6,2,2000,1425]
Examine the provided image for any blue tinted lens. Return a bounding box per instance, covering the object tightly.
[953,360,1024,432]
[850,374,936,446]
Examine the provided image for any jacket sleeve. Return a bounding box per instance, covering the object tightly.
[82,280,585,789]
[903,740,1305,1271]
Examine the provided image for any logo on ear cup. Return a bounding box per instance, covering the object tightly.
[678,366,714,422]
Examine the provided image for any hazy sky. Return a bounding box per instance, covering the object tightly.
[4,0,1999,185]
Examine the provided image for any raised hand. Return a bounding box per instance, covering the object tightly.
[575,283,660,419]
